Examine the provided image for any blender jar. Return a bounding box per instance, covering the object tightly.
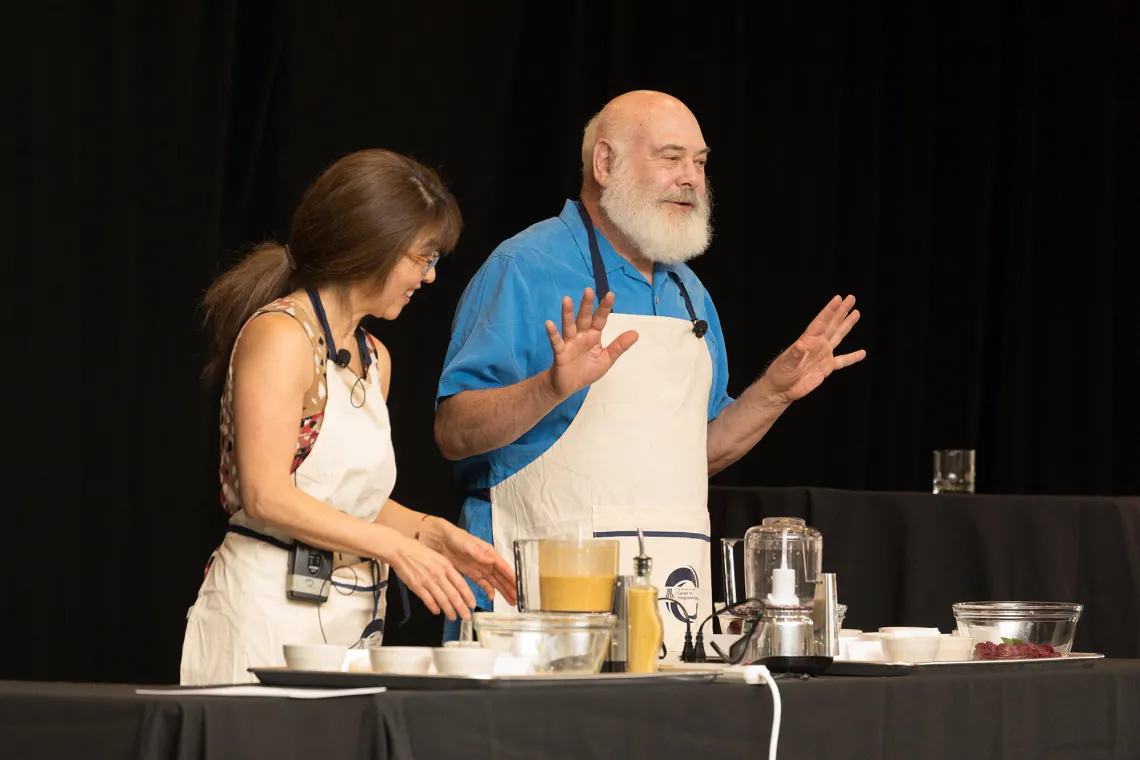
[743,517,823,611]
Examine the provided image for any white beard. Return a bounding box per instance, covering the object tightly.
[598,161,713,264]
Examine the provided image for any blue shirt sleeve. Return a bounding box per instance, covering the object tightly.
[437,251,550,405]
[703,288,734,421]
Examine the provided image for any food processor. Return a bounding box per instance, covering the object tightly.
[741,517,823,659]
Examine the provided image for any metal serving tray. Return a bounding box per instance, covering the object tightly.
[249,667,719,690]
[823,652,1105,677]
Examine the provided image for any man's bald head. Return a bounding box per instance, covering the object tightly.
[580,90,705,184]
[580,91,713,264]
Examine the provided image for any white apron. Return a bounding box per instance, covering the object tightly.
[180,307,396,686]
[490,204,714,660]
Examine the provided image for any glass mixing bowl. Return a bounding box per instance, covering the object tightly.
[952,601,1083,654]
[473,612,615,674]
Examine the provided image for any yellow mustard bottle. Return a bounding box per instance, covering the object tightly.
[626,528,664,674]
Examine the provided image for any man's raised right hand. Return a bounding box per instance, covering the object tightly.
[543,288,639,400]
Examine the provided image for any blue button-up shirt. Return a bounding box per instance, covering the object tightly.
[437,199,733,614]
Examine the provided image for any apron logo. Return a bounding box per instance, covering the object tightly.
[664,566,700,624]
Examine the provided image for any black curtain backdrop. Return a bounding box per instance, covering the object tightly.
[4,1,1137,684]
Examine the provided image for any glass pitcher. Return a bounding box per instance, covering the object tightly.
[513,537,619,613]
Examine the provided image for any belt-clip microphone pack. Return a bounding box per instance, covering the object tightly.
[287,542,333,603]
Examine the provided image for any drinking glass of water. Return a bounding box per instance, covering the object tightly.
[933,449,976,493]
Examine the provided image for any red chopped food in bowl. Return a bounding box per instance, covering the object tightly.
[973,639,1061,660]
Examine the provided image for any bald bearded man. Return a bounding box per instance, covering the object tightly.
[434,91,866,654]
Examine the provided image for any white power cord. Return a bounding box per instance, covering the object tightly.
[742,665,781,760]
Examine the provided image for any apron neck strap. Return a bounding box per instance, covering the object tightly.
[576,202,610,299]
[667,272,709,338]
[576,202,707,339]
[305,287,373,374]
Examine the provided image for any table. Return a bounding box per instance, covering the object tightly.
[3,661,1139,759]
[707,486,1140,658]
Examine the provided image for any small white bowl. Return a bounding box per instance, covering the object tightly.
[432,646,500,676]
[879,627,942,638]
[881,635,941,663]
[283,643,348,671]
[845,640,885,661]
[858,632,884,641]
[837,630,864,660]
[935,634,975,662]
[369,646,434,675]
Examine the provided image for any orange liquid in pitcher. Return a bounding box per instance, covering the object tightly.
[538,574,617,612]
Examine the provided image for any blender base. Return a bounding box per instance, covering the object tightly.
[751,655,833,676]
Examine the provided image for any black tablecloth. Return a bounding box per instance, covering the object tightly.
[708,486,1140,658]
[4,661,1140,760]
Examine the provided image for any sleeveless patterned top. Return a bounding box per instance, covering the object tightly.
[218,295,379,515]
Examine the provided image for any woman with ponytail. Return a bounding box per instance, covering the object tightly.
[181,149,516,685]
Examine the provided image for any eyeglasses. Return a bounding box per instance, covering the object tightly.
[405,250,440,274]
